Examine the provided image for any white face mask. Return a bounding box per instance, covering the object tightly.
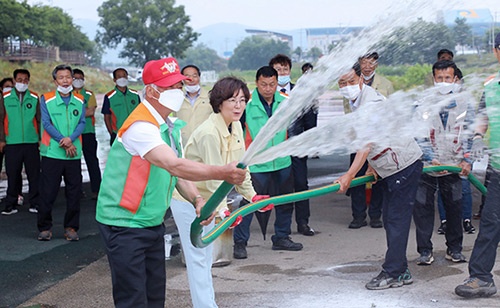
[116,77,129,87]
[339,84,361,101]
[452,83,462,93]
[152,87,185,112]
[57,85,73,95]
[278,75,291,86]
[434,82,454,95]
[362,71,375,81]
[72,79,85,89]
[2,87,12,93]
[184,84,200,93]
[15,82,28,93]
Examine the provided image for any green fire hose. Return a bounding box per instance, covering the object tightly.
[190,165,487,248]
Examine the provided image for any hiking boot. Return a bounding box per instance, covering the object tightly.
[455,277,497,298]
[446,250,467,263]
[271,236,303,251]
[365,271,403,290]
[38,230,52,241]
[1,206,18,215]
[369,218,383,228]
[463,219,476,234]
[233,242,247,259]
[400,268,413,285]
[437,220,446,234]
[416,251,434,265]
[64,228,79,241]
[348,218,367,229]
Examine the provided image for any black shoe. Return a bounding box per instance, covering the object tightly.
[437,220,446,234]
[370,218,383,228]
[271,236,303,251]
[463,219,476,234]
[233,242,247,259]
[349,219,367,229]
[297,224,315,236]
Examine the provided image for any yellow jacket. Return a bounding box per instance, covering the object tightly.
[174,88,213,143]
[182,113,255,212]
[370,74,394,98]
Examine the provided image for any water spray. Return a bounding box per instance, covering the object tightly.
[190,0,486,247]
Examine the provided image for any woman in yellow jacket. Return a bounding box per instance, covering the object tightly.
[170,76,268,308]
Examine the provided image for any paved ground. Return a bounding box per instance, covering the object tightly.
[8,153,500,308]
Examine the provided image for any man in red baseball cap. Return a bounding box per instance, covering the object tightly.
[96,58,247,308]
[142,57,190,112]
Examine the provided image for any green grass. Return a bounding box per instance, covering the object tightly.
[2,52,498,96]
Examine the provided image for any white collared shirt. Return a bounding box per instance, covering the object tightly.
[120,99,169,158]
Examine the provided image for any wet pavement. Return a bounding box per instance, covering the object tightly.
[9,151,499,308]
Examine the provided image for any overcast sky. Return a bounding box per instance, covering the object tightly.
[26,0,500,31]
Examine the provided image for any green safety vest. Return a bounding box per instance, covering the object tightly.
[3,90,39,144]
[79,88,95,134]
[484,72,500,169]
[106,87,140,133]
[40,91,84,160]
[96,103,185,228]
[244,89,291,173]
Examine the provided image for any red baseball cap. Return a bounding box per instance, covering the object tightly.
[142,57,189,87]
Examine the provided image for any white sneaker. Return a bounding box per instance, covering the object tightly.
[1,208,18,215]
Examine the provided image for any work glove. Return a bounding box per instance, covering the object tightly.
[252,195,274,212]
[470,137,486,161]
[218,208,242,229]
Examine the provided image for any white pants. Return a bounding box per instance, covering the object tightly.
[170,198,218,308]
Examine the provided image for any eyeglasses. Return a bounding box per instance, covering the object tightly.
[226,98,247,106]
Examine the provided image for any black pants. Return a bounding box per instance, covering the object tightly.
[413,173,463,254]
[4,143,40,208]
[292,156,310,226]
[38,157,82,231]
[468,168,500,283]
[82,133,102,193]
[381,160,423,277]
[98,223,166,308]
[109,132,117,147]
[234,166,294,243]
[348,153,383,220]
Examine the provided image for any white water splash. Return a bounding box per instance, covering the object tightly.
[239,0,499,168]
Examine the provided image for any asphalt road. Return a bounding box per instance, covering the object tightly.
[11,153,500,308]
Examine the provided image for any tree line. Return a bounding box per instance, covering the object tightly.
[1,0,497,71]
[0,0,101,65]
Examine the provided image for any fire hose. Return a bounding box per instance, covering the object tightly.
[190,164,487,248]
